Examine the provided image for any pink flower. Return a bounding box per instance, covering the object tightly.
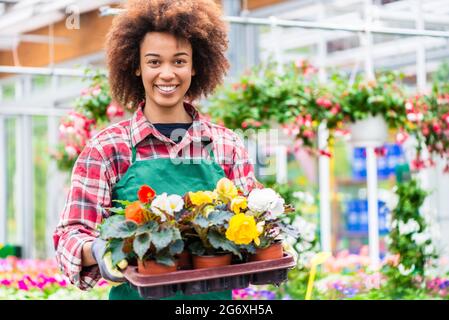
[319,149,332,157]
[302,129,315,138]
[330,105,340,115]
[106,102,125,120]
[316,97,332,108]
[18,280,29,291]
[253,121,262,128]
[411,157,426,170]
[241,121,248,129]
[91,85,101,96]
[396,131,409,144]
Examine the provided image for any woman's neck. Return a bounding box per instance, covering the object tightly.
[143,101,193,124]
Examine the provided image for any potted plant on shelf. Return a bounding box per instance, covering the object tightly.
[99,185,185,275]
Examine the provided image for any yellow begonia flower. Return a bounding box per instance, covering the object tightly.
[226,214,260,246]
[216,178,238,202]
[189,191,217,206]
[230,196,248,214]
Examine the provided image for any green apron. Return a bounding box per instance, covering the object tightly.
[108,140,232,300]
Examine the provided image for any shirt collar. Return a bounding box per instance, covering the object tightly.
[130,101,214,147]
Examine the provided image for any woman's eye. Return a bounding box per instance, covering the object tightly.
[174,59,186,65]
[148,60,160,66]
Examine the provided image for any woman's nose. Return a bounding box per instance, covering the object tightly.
[159,65,175,80]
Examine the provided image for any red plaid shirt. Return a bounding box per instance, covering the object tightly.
[53,102,263,290]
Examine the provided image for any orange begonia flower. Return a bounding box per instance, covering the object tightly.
[125,201,146,224]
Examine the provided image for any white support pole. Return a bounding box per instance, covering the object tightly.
[46,115,60,258]
[0,116,7,244]
[366,146,380,267]
[318,123,332,253]
[317,1,332,254]
[364,0,379,267]
[45,75,62,258]
[15,115,34,259]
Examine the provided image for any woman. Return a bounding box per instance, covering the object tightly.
[54,0,262,300]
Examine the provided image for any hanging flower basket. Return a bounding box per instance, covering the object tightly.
[348,114,388,147]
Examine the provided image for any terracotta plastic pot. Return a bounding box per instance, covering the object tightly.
[177,250,192,270]
[250,242,283,262]
[137,259,178,275]
[192,253,232,269]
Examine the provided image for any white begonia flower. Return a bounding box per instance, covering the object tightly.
[292,216,316,242]
[398,264,415,276]
[150,193,176,221]
[411,232,431,246]
[268,197,285,218]
[398,219,420,235]
[167,194,184,213]
[247,188,284,218]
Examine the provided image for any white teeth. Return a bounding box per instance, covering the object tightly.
[156,85,177,92]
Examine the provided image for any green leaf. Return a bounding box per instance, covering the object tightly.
[208,230,242,259]
[189,241,205,256]
[101,219,138,239]
[99,215,125,239]
[151,229,173,252]
[112,199,133,208]
[133,233,151,260]
[155,253,176,266]
[193,214,209,228]
[107,207,125,215]
[108,239,127,267]
[171,228,182,241]
[136,221,158,236]
[169,239,184,256]
[208,210,233,227]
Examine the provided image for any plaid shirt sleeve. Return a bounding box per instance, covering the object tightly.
[227,133,264,195]
[53,139,113,290]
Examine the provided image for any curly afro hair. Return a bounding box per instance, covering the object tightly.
[105,0,230,109]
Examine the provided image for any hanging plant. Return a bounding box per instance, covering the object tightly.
[51,69,129,172]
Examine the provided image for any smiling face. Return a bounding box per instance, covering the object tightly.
[137,32,195,112]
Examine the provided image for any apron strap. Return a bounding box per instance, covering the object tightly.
[131,145,137,163]
[204,140,216,162]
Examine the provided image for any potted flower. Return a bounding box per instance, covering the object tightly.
[180,178,244,269]
[222,185,298,262]
[99,185,185,275]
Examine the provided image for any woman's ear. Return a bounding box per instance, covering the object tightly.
[135,69,141,77]
[191,67,196,77]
